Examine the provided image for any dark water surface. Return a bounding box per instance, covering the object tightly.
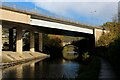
[2,58,80,79]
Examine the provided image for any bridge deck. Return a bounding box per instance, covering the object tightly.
[0,5,103,30]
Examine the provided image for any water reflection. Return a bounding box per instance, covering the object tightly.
[0,68,2,80]
[30,62,35,78]
[16,65,23,78]
[2,60,37,79]
[1,58,80,79]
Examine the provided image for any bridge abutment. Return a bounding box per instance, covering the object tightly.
[94,29,103,42]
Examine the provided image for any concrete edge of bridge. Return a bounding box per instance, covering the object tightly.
[0,51,50,68]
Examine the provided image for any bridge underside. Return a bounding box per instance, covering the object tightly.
[2,20,94,37]
[1,20,95,54]
[34,25,93,37]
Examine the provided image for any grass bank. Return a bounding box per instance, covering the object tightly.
[76,56,101,80]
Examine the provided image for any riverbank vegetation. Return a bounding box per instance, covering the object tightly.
[43,34,63,58]
[96,22,120,77]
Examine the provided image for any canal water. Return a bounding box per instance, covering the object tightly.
[1,58,80,79]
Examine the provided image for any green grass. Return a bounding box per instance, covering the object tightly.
[76,56,101,80]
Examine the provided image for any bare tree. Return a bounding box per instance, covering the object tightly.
[112,14,118,22]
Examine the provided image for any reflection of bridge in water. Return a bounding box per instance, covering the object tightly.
[0,3,106,56]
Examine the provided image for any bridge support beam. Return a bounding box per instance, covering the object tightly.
[0,23,2,62]
[39,33,43,52]
[16,27,23,54]
[9,28,13,51]
[30,30,35,53]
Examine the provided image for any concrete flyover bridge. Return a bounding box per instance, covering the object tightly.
[0,5,105,55]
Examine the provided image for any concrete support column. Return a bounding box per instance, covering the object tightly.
[16,27,23,54]
[30,31,35,53]
[0,24,2,62]
[39,33,43,52]
[9,28,13,51]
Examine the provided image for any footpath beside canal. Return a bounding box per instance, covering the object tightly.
[99,58,117,80]
[0,51,50,68]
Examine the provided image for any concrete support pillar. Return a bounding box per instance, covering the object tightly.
[39,33,43,52]
[0,24,2,62]
[9,29,13,51]
[30,31,35,53]
[16,27,23,54]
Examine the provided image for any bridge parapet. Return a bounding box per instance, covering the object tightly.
[0,8,30,24]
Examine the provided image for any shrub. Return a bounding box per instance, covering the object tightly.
[43,35,63,58]
[96,22,120,77]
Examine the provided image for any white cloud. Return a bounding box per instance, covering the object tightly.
[32,1,118,25]
[2,0,119,25]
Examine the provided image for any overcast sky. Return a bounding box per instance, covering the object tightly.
[2,0,120,26]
